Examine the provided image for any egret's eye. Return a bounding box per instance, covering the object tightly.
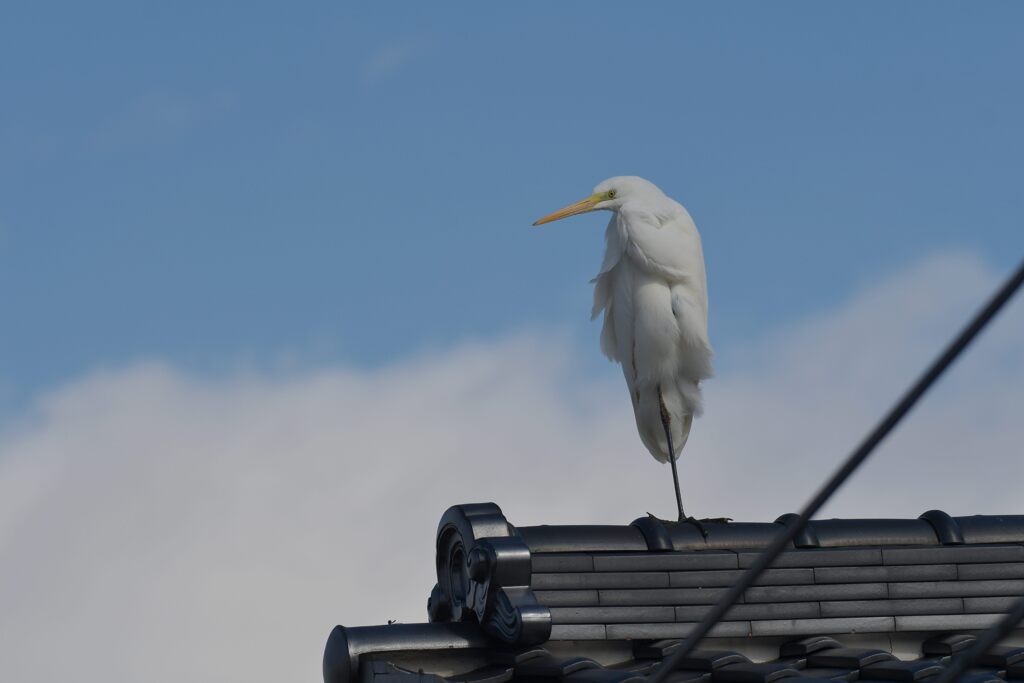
[607,190,616,199]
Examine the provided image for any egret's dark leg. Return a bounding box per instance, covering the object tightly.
[657,388,711,538]
[664,424,686,522]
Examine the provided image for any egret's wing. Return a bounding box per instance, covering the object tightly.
[618,208,706,286]
[615,205,712,362]
[618,207,709,339]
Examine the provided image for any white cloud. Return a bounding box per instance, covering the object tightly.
[86,90,236,152]
[1,250,1022,682]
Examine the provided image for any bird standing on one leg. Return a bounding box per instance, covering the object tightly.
[534,176,713,524]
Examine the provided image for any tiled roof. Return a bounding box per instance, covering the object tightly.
[328,624,1023,683]
[323,504,1024,683]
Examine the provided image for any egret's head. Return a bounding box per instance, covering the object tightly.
[532,176,666,226]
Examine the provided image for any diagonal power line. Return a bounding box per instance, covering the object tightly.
[646,256,1024,683]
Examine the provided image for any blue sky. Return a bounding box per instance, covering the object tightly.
[3,2,1024,411]
[4,5,1024,681]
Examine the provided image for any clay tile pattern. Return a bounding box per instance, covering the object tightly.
[323,503,1024,683]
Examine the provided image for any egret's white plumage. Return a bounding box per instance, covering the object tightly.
[534,176,713,468]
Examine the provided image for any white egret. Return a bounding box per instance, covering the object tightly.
[534,176,713,525]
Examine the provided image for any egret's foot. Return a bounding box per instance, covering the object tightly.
[646,513,714,539]
[680,516,710,539]
[646,512,680,526]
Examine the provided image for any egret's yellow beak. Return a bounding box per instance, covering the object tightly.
[532,193,603,226]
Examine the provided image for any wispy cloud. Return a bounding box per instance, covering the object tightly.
[85,90,236,152]
[1,250,1021,682]
[361,37,431,82]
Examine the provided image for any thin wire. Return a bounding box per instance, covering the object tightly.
[645,257,1024,683]
[933,595,1024,683]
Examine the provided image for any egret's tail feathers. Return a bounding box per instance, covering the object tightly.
[633,382,697,463]
[678,378,704,418]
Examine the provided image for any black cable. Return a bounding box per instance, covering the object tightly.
[933,594,1024,683]
[645,257,1024,683]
